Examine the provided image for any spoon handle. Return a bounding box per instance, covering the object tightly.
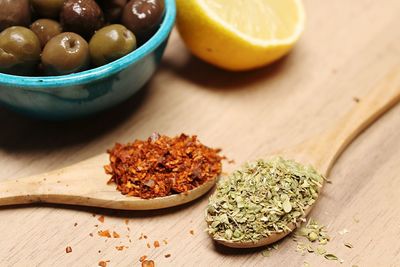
[0,154,109,207]
[311,68,400,175]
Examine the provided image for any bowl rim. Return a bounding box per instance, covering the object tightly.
[0,0,176,89]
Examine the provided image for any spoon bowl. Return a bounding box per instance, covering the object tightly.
[212,68,400,248]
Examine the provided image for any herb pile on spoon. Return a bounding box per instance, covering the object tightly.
[206,157,324,243]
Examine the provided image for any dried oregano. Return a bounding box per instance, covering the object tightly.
[206,157,324,242]
[297,218,330,244]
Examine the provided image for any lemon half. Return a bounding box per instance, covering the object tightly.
[176,0,305,71]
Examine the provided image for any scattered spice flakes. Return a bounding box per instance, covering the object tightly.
[125,219,129,225]
[261,249,271,257]
[98,230,111,238]
[324,254,339,261]
[154,241,160,248]
[139,255,147,262]
[316,246,326,255]
[89,233,94,237]
[74,222,78,227]
[115,245,127,251]
[297,219,330,245]
[142,260,155,267]
[163,239,168,245]
[164,254,171,258]
[65,246,72,253]
[105,133,224,199]
[98,260,110,267]
[261,244,279,257]
[98,216,105,223]
[189,230,194,235]
[113,231,120,238]
[144,235,148,239]
[146,243,151,248]
[353,97,360,103]
[344,242,353,249]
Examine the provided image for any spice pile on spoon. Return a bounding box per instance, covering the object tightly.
[206,157,324,244]
[105,133,224,199]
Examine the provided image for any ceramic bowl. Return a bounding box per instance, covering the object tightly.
[0,0,176,120]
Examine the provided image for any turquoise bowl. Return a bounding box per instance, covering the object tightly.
[0,0,176,120]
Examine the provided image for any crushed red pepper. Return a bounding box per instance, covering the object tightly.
[142,260,155,267]
[98,230,111,238]
[105,133,224,199]
[98,260,109,267]
[65,246,72,253]
[112,231,120,238]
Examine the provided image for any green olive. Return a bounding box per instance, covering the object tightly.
[31,0,65,18]
[42,32,89,75]
[89,24,136,67]
[0,26,41,75]
[30,19,63,48]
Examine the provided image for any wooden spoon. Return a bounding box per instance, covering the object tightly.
[215,68,400,248]
[0,152,218,210]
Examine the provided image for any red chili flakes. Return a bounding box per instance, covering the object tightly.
[115,246,127,251]
[113,231,120,238]
[65,246,72,253]
[98,215,105,223]
[98,260,110,267]
[154,241,160,248]
[142,260,155,267]
[164,254,171,258]
[139,255,147,262]
[189,230,195,235]
[98,230,111,238]
[105,134,224,199]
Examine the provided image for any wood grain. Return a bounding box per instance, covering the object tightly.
[1,0,400,266]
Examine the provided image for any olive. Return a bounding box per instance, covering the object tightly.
[0,26,41,75]
[98,0,127,23]
[0,0,31,31]
[30,0,64,19]
[122,0,164,42]
[41,32,89,75]
[30,19,62,48]
[60,0,104,39]
[89,24,136,67]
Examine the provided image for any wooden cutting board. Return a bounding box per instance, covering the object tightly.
[1,0,400,266]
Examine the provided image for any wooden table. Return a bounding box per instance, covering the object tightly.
[1,0,400,266]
